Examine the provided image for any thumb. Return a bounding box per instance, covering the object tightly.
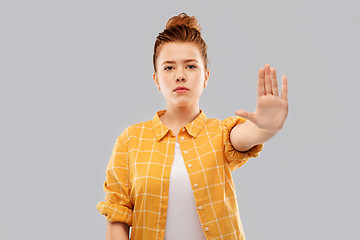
[235,109,255,122]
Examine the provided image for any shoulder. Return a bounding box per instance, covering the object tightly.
[204,117,221,126]
[220,116,247,128]
[201,117,223,134]
[202,116,248,135]
[204,116,246,127]
[121,118,153,137]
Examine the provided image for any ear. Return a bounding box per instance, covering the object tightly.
[153,72,160,90]
[203,69,209,88]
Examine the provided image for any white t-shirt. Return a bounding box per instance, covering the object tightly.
[164,141,207,240]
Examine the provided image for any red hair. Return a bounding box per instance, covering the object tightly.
[153,12,209,72]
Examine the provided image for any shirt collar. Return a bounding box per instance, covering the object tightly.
[152,109,208,142]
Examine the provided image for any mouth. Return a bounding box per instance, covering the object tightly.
[174,87,189,93]
[174,89,189,93]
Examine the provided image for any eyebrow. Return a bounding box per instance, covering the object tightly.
[161,59,199,65]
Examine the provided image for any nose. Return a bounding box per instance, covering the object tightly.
[175,67,186,82]
[175,67,186,81]
[176,74,186,81]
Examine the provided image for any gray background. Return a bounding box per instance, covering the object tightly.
[1,0,359,239]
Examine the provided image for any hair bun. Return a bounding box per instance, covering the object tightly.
[165,12,202,32]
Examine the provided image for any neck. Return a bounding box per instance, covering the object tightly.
[161,103,200,127]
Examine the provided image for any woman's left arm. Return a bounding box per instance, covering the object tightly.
[230,64,289,152]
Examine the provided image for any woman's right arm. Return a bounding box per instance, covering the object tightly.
[106,220,130,240]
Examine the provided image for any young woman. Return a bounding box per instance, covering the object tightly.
[97,12,288,240]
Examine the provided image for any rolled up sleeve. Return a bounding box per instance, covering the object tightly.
[96,127,133,226]
[221,116,264,172]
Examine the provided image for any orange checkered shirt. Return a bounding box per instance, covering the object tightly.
[96,109,264,239]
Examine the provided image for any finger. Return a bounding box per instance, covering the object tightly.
[235,109,255,122]
[264,64,272,95]
[270,67,279,96]
[281,75,288,101]
[257,68,265,96]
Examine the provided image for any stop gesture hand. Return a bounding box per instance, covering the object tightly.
[235,64,288,132]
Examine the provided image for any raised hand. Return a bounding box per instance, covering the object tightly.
[235,64,288,132]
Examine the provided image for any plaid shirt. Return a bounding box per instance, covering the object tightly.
[97,109,264,239]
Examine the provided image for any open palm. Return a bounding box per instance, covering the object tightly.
[235,64,288,132]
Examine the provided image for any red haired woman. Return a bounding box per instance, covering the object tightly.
[97,12,288,240]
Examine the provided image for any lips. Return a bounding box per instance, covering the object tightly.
[174,86,189,91]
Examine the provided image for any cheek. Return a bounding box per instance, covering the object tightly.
[157,76,172,89]
[192,72,205,85]
[193,70,203,78]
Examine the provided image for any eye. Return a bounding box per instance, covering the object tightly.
[188,65,197,69]
[164,66,173,70]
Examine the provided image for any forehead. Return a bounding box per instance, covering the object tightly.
[157,42,202,63]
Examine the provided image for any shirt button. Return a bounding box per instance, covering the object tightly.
[181,137,185,140]
[182,128,186,132]
[204,227,209,232]
[184,151,188,154]
[198,205,202,210]
[193,183,198,188]
[187,163,192,167]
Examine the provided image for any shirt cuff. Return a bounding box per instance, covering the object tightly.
[96,201,133,226]
[222,116,264,171]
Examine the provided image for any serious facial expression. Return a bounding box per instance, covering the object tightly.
[153,42,209,107]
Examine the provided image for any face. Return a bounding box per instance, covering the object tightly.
[153,42,209,107]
